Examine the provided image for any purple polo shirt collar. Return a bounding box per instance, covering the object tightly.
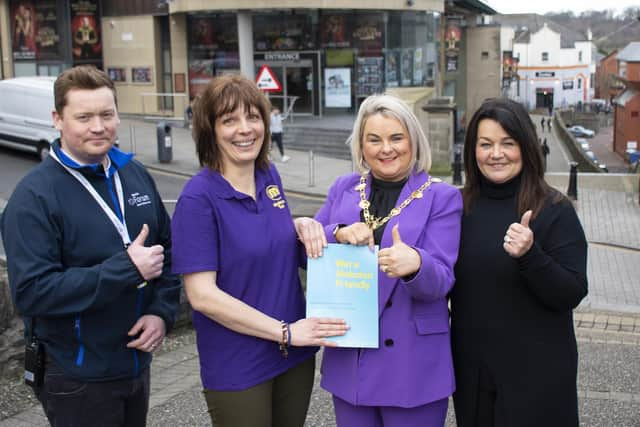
[206,167,268,201]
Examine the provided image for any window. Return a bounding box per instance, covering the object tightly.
[577,79,582,89]
[578,51,582,62]
[481,51,489,60]
[542,52,549,61]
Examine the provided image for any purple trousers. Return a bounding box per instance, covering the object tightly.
[333,395,448,427]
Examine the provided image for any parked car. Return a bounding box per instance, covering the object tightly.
[576,137,589,151]
[568,125,595,138]
[0,76,58,160]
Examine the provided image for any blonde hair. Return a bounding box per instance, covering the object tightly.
[348,94,432,174]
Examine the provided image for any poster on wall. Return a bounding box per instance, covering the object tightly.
[189,16,238,52]
[70,0,101,61]
[325,68,351,108]
[385,50,399,87]
[351,14,383,52]
[445,23,461,74]
[254,14,312,51]
[413,48,424,85]
[132,67,152,84]
[320,15,350,48]
[401,49,413,86]
[188,59,215,96]
[108,67,127,83]
[356,57,383,97]
[33,1,62,60]
[11,1,37,60]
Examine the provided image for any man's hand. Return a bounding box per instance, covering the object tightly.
[126,314,166,353]
[127,224,164,281]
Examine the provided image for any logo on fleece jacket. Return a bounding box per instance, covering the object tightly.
[128,192,152,207]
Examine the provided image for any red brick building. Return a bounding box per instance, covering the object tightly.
[613,42,640,158]
[595,50,623,102]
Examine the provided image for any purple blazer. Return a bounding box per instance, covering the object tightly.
[315,171,462,408]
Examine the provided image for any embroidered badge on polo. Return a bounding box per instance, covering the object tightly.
[266,185,286,209]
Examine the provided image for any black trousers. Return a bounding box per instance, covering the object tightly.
[271,132,285,156]
[35,359,150,427]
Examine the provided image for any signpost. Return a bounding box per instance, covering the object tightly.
[255,65,282,92]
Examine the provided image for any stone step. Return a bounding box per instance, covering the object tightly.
[281,126,351,160]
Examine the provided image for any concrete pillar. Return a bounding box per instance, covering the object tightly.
[237,12,254,81]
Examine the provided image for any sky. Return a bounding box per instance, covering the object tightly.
[483,0,638,15]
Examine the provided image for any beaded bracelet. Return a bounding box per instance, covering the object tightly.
[279,320,289,358]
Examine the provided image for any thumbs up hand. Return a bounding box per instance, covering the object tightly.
[127,224,165,281]
[377,224,421,278]
[503,210,534,258]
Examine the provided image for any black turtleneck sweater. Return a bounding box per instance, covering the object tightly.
[360,175,407,245]
[450,175,588,427]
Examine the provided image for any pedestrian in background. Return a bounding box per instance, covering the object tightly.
[270,105,290,162]
[0,65,181,426]
[540,116,545,132]
[315,94,463,426]
[171,75,348,427]
[542,137,550,171]
[547,116,552,132]
[450,98,588,426]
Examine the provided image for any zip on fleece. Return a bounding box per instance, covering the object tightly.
[74,316,85,366]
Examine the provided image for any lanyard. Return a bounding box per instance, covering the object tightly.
[49,149,132,246]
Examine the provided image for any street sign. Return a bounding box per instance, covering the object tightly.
[255,65,282,92]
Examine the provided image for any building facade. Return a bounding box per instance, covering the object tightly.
[102,1,445,116]
[612,42,640,158]
[495,15,595,111]
[0,0,103,79]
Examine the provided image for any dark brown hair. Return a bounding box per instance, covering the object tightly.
[192,74,271,172]
[54,65,117,115]
[462,97,562,218]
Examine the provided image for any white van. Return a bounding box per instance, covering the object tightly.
[0,76,59,160]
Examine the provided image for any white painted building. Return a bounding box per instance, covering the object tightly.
[494,15,595,111]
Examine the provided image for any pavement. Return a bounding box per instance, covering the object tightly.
[1,114,640,426]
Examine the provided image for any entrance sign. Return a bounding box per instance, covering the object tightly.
[255,65,282,92]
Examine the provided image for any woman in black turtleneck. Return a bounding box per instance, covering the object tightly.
[450,98,588,427]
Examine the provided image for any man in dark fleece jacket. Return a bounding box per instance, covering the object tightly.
[0,65,180,426]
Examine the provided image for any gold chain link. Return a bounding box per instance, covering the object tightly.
[357,174,439,231]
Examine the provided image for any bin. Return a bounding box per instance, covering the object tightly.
[156,121,172,163]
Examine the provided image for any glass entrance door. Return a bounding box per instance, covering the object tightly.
[285,66,313,114]
[256,59,315,116]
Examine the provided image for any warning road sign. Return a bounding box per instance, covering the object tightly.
[255,65,282,92]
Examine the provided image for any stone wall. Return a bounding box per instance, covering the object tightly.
[0,263,25,378]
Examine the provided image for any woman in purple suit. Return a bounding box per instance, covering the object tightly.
[315,94,463,426]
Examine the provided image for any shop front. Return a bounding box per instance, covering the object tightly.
[185,9,438,116]
[8,0,103,77]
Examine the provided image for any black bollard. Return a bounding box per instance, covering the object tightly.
[567,161,578,201]
[452,148,463,186]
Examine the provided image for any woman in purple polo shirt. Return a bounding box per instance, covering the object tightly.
[171,75,348,427]
[314,94,462,426]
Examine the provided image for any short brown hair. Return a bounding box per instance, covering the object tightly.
[192,75,271,172]
[54,65,117,115]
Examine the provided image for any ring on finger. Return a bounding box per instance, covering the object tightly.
[504,235,511,244]
[381,265,388,273]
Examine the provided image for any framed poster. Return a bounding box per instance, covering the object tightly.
[132,67,152,84]
[174,73,186,93]
[325,68,351,108]
[107,67,126,83]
